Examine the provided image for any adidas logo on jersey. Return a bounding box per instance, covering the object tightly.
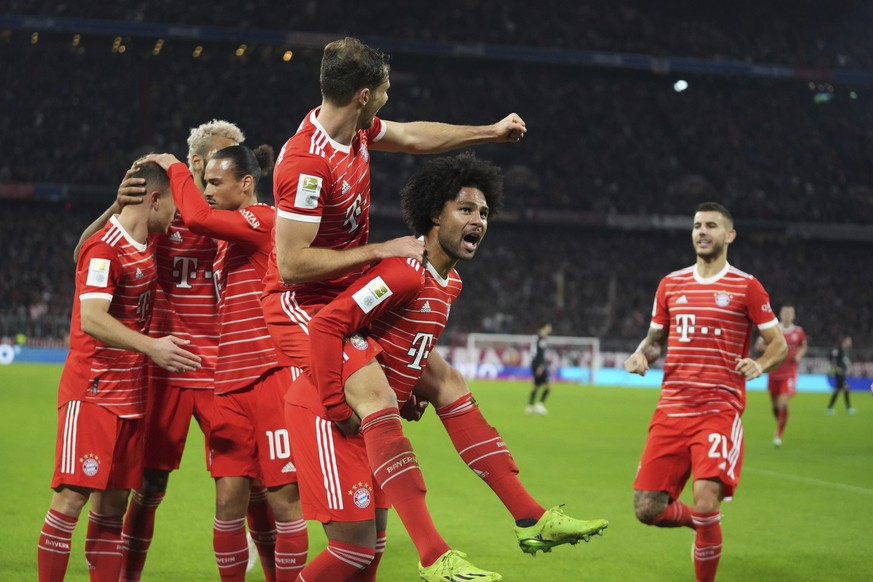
[341,180,351,194]
[421,301,431,313]
[135,268,144,279]
[281,461,297,473]
[168,230,183,243]
[676,295,688,304]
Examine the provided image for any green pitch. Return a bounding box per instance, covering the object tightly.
[2,363,871,581]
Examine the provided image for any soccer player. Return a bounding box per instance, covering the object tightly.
[526,322,553,415]
[287,153,608,581]
[37,161,201,582]
[74,121,279,581]
[756,304,807,446]
[624,202,787,582]
[261,36,527,376]
[143,146,308,580]
[826,335,855,415]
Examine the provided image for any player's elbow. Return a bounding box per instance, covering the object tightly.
[277,252,303,284]
[80,312,100,338]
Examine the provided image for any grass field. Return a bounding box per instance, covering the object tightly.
[2,363,871,581]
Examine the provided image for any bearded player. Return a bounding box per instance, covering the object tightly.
[625,202,787,582]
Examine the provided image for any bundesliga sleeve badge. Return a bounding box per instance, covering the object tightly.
[86,258,111,287]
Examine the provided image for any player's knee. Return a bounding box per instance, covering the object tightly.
[141,468,170,494]
[633,491,666,524]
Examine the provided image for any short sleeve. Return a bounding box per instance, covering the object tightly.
[649,277,670,329]
[77,241,122,303]
[366,116,387,143]
[273,152,331,224]
[745,278,779,330]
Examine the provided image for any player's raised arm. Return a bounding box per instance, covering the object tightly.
[72,167,147,262]
[372,113,526,154]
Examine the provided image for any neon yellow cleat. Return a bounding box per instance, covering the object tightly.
[515,506,608,556]
[418,549,502,581]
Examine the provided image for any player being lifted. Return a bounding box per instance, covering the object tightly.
[286,153,608,581]
[756,304,807,446]
[143,146,308,580]
[74,121,280,581]
[624,202,787,582]
[260,36,527,376]
[38,162,201,582]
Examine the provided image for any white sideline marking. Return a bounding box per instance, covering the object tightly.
[745,467,873,496]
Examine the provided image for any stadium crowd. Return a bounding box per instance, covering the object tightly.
[3,200,871,358]
[7,0,873,68]
[3,34,873,224]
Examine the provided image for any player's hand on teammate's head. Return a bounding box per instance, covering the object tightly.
[734,357,763,380]
[141,153,183,172]
[493,113,527,143]
[116,165,147,208]
[399,394,429,422]
[375,236,425,263]
[624,351,649,376]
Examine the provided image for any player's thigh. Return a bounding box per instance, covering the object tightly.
[285,403,378,524]
[689,412,744,499]
[261,293,322,371]
[633,410,692,501]
[210,390,260,480]
[52,401,142,491]
[143,381,197,471]
[253,368,299,488]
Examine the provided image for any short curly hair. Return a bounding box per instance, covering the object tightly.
[400,152,504,237]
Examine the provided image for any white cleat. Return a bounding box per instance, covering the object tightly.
[525,405,535,415]
[534,402,549,416]
[772,436,782,447]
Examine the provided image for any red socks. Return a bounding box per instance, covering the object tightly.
[692,511,722,582]
[85,511,124,582]
[38,509,77,582]
[651,500,695,528]
[437,393,545,522]
[360,408,449,567]
[275,518,308,581]
[297,540,375,581]
[348,530,386,582]
[120,489,164,581]
[776,406,788,438]
[213,516,248,581]
[247,486,277,581]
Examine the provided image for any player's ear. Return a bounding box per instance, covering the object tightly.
[726,228,737,244]
[242,174,254,193]
[190,154,203,175]
[149,190,162,209]
[356,87,369,106]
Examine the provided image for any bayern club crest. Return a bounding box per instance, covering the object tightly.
[714,292,731,307]
[349,334,369,350]
[80,454,100,477]
[348,482,373,508]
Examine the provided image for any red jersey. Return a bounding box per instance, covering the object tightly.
[168,163,288,394]
[768,324,806,380]
[149,214,219,389]
[650,263,778,415]
[59,216,158,418]
[262,108,387,308]
[309,257,461,422]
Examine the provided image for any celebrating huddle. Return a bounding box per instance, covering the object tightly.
[37,37,607,582]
